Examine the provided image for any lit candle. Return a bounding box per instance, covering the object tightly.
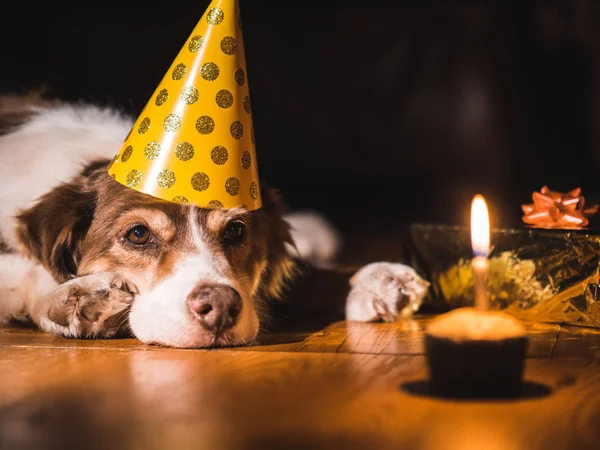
[471,195,491,311]
[423,194,529,398]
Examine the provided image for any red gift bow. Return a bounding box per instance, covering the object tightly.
[521,186,599,228]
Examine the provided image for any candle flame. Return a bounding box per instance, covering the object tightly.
[471,194,490,257]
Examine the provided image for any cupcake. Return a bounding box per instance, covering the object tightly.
[425,307,529,398]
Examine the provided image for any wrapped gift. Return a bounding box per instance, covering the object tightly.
[409,223,600,327]
[408,187,600,327]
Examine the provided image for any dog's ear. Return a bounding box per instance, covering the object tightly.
[15,165,101,283]
[256,184,297,300]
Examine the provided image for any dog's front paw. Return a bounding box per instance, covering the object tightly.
[345,262,430,322]
[35,272,138,338]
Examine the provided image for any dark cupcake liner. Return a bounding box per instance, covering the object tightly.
[425,334,528,398]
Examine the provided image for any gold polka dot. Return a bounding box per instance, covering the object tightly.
[126,169,142,187]
[225,177,240,196]
[196,116,215,135]
[144,142,161,159]
[230,121,243,139]
[201,62,220,81]
[241,151,251,169]
[163,113,181,132]
[207,200,224,209]
[251,127,256,144]
[234,68,245,86]
[243,96,251,114]
[138,117,150,134]
[211,146,228,165]
[180,86,199,105]
[174,142,194,161]
[157,169,176,189]
[155,89,168,106]
[240,204,248,209]
[188,35,204,52]
[250,181,259,200]
[220,36,237,55]
[216,90,233,109]
[172,63,187,80]
[173,196,189,203]
[206,7,224,25]
[122,145,133,162]
[191,172,210,191]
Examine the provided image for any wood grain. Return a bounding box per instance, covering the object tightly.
[1,347,599,450]
[0,317,561,358]
[553,325,600,358]
[251,319,560,358]
[1,318,600,450]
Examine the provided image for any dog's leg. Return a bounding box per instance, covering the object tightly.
[0,254,137,338]
[0,253,58,325]
[271,261,429,326]
[31,272,138,339]
[345,262,430,322]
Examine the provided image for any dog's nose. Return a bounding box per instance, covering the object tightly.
[186,284,242,334]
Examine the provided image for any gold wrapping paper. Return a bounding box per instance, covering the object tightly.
[409,224,600,328]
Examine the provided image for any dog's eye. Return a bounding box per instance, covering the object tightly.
[126,225,151,245]
[223,220,246,243]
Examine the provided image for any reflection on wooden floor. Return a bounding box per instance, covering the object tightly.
[1,317,600,450]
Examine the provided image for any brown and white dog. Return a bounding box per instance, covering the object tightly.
[0,93,429,348]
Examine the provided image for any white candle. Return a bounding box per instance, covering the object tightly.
[471,195,491,311]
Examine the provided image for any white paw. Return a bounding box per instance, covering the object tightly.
[284,210,342,268]
[34,272,138,338]
[345,262,430,322]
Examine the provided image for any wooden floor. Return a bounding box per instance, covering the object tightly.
[2,318,600,450]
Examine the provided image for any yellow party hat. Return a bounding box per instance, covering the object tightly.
[108,0,261,210]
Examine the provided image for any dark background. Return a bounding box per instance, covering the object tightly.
[1,0,600,260]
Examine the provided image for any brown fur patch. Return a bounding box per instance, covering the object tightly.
[16,173,98,282]
[252,186,298,300]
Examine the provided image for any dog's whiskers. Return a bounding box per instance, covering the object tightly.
[209,333,219,350]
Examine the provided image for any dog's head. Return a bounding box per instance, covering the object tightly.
[16,160,295,347]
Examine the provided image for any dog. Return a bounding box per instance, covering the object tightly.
[0,92,430,348]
